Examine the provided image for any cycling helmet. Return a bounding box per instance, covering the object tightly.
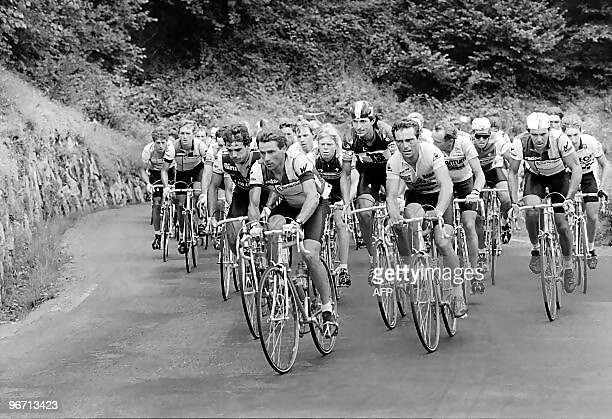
[471,117,491,134]
[526,112,550,130]
[352,100,374,120]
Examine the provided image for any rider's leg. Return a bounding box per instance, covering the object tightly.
[152,196,162,233]
[460,210,479,268]
[333,208,349,267]
[434,222,467,316]
[356,194,376,257]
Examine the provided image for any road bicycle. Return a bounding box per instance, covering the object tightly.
[394,211,458,352]
[174,181,200,273]
[451,197,484,303]
[351,202,407,330]
[518,191,567,322]
[150,183,177,263]
[255,219,338,374]
[479,188,507,285]
[345,200,366,250]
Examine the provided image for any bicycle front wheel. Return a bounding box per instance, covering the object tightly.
[309,259,338,355]
[456,229,471,305]
[375,243,397,330]
[409,254,440,352]
[576,217,588,294]
[220,233,236,301]
[490,215,500,285]
[540,235,558,321]
[240,255,260,339]
[256,267,299,374]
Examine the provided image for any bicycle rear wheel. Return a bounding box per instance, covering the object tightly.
[162,206,170,263]
[240,255,260,339]
[309,260,338,355]
[490,215,500,285]
[190,213,198,268]
[375,243,397,330]
[540,235,558,321]
[256,267,299,374]
[183,214,191,273]
[409,254,440,352]
[220,233,236,301]
[576,218,588,294]
[389,244,408,317]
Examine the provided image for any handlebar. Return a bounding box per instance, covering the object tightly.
[480,188,508,193]
[517,202,566,210]
[452,197,485,215]
[351,204,386,215]
[217,216,249,226]
[263,222,310,255]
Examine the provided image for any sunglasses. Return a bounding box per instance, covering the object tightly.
[474,134,490,139]
[549,119,561,124]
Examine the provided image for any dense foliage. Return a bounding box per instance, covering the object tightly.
[1,0,610,125]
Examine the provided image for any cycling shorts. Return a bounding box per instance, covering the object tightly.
[175,162,204,192]
[404,189,439,210]
[580,171,598,203]
[227,190,269,218]
[484,167,507,187]
[453,177,478,213]
[524,170,569,213]
[148,167,176,199]
[270,198,329,242]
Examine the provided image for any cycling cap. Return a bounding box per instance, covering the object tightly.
[471,117,491,134]
[526,112,550,130]
[352,100,374,120]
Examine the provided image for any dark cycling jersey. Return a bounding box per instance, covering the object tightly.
[213,150,261,191]
[342,120,394,173]
[315,154,342,200]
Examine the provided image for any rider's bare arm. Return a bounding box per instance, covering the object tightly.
[248,187,262,222]
[597,154,610,191]
[385,176,402,223]
[296,178,321,224]
[433,165,454,215]
[468,157,486,192]
[207,172,223,217]
[562,152,582,199]
[341,160,352,205]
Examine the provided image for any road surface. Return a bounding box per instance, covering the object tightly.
[1,204,611,417]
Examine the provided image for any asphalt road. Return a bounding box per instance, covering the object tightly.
[1,204,611,418]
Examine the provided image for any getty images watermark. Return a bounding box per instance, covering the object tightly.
[371,264,485,296]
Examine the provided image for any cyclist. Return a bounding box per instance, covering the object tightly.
[314,123,352,287]
[432,120,486,293]
[202,126,234,216]
[470,117,514,248]
[508,112,582,292]
[208,124,270,257]
[562,114,610,269]
[141,127,176,250]
[341,100,396,283]
[249,130,338,337]
[289,120,319,162]
[386,118,468,318]
[171,121,208,253]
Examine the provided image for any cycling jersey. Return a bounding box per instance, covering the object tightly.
[212,150,262,191]
[315,154,342,201]
[173,138,207,172]
[386,142,446,193]
[342,120,394,172]
[574,134,603,174]
[440,132,478,183]
[474,132,510,172]
[287,142,317,164]
[250,153,329,208]
[142,141,175,171]
[510,131,575,176]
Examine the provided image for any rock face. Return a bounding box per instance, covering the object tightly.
[0,130,144,306]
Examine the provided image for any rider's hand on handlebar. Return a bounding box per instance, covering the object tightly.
[466,189,480,203]
[163,186,172,198]
[563,198,575,214]
[146,183,154,194]
[261,206,271,221]
[598,189,609,201]
[209,217,219,229]
[425,209,443,220]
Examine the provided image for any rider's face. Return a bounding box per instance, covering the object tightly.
[564,126,581,147]
[179,127,194,148]
[395,128,420,160]
[353,117,374,139]
[296,126,314,153]
[280,127,295,145]
[226,141,249,164]
[318,136,337,160]
[154,138,167,154]
[529,128,549,149]
[472,131,491,149]
[259,140,286,171]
